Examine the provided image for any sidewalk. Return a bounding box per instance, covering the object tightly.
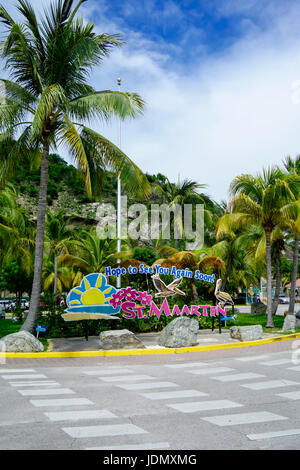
[49,328,281,352]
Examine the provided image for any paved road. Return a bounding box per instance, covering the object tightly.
[1,341,300,450]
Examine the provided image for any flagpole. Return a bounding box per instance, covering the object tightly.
[117,77,121,288]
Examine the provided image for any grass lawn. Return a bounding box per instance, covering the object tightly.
[0,319,48,350]
[224,313,300,334]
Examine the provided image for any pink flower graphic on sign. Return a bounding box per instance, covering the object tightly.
[136,291,153,305]
[121,287,137,301]
[109,291,125,309]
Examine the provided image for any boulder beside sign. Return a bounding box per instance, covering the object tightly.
[158,317,199,348]
[230,325,263,341]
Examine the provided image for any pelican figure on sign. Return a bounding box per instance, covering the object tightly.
[151,274,186,298]
[214,278,234,309]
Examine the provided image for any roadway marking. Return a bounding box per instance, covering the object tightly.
[9,381,60,387]
[259,359,293,366]
[1,374,47,380]
[18,388,75,396]
[0,369,36,373]
[84,369,133,376]
[247,429,300,440]
[117,382,178,391]
[99,375,154,383]
[44,410,117,421]
[201,411,288,426]
[235,355,270,362]
[276,391,300,400]
[86,442,170,450]
[212,373,265,382]
[287,366,300,372]
[30,398,94,407]
[241,380,300,390]
[164,362,208,369]
[62,423,147,438]
[168,400,243,413]
[140,389,208,400]
[189,367,235,375]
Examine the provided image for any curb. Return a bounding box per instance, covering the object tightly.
[1,332,300,358]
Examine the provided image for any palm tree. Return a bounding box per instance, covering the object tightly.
[0,0,150,333]
[45,209,72,294]
[153,178,207,248]
[220,167,299,327]
[283,156,300,315]
[59,229,118,281]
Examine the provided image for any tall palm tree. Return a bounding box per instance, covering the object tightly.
[153,178,207,248]
[45,209,72,294]
[220,167,299,327]
[283,156,300,315]
[0,0,150,333]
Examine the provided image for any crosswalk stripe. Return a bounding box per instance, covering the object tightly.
[201,411,287,426]
[0,369,36,373]
[9,381,59,387]
[189,367,235,375]
[100,375,154,383]
[241,380,300,390]
[18,388,75,396]
[287,366,300,372]
[259,359,292,366]
[62,423,147,438]
[44,410,117,421]
[84,369,133,376]
[117,382,178,391]
[235,355,270,362]
[247,429,300,440]
[1,374,47,380]
[86,442,170,450]
[276,391,300,400]
[141,389,208,400]
[30,398,94,407]
[212,373,265,382]
[164,362,208,369]
[168,400,243,413]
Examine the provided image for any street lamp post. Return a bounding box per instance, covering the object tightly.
[117,77,121,288]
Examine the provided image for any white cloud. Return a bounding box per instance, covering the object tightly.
[4,0,300,202]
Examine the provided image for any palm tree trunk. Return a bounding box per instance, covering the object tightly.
[265,229,274,328]
[288,235,299,314]
[21,138,50,333]
[272,252,281,316]
[222,257,232,290]
[54,254,58,295]
[191,279,199,303]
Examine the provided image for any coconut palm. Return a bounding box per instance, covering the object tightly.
[45,209,73,294]
[152,178,208,248]
[0,0,150,333]
[59,229,118,281]
[219,167,299,327]
[283,156,300,314]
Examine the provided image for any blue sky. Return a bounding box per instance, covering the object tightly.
[4,0,300,202]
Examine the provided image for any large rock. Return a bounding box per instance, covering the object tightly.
[282,314,296,332]
[251,302,267,314]
[230,325,263,341]
[0,331,44,352]
[99,329,145,350]
[158,317,199,348]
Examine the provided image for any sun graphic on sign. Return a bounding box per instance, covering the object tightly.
[65,273,120,317]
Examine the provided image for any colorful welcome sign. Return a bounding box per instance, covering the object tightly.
[62,268,227,322]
